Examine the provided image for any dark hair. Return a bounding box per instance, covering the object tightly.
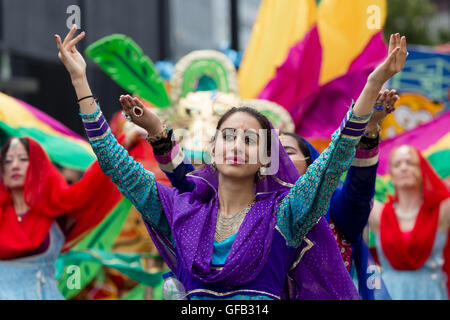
[215,106,273,154]
[0,138,30,172]
[281,132,312,167]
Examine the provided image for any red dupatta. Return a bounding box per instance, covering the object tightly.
[0,137,122,259]
[380,147,450,294]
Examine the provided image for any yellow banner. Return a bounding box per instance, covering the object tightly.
[318,0,387,84]
[238,0,317,99]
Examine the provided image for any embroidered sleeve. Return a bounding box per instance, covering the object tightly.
[79,104,171,238]
[276,104,371,248]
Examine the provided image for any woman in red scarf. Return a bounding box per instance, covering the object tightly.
[0,137,122,299]
[369,145,450,299]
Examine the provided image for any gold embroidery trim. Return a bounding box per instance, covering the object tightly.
[340,134,362,140]
[347,117,370,124]
[187,288,280,300]
[275,225,289,244]
[351,154,379,167]
[271,176,294,188]
[289,237,314,271]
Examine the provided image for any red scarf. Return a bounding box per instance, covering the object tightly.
[0,137,122,259]
[380,147,450,294]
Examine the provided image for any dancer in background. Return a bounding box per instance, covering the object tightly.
[369,145,450,300]
[0,137,122,299]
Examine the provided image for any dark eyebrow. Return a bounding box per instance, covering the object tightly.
[221,128,237,133]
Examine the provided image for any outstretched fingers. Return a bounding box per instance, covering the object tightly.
[55,34,68,61]
[67,31,86,52]
[63,25,78,47]
[55,34,63,49]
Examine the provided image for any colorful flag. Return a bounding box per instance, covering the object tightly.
[239,0,388,141]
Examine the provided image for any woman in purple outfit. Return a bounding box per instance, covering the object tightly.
[56,26,408,300]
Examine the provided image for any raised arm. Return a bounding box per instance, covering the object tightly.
[55,26,171,238]
[277,34,408,248]
[330,90,399,242]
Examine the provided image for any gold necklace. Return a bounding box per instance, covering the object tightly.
[214,200,256,243]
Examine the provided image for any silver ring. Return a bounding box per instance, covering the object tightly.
[132,106,144,118]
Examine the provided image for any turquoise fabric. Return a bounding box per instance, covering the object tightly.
[376,232,448,300]
[211,233,237,266]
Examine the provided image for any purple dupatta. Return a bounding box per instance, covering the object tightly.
[145,124,360,299]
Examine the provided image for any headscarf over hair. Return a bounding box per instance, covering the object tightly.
[380,146,450,293]
[0,137,122,258]
[146,119,359,299]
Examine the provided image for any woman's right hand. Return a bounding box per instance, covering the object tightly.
[368,33,408,86]
[55,25,87,83]
[120,95,164,137]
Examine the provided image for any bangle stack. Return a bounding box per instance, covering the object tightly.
[148,126,174,156]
